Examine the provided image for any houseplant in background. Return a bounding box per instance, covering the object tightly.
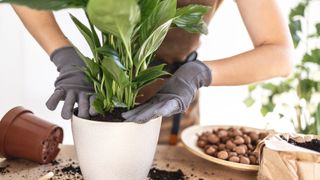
[0,0,210,179]
[244,0,320,135]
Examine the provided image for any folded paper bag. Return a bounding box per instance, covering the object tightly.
[257,133,320,180]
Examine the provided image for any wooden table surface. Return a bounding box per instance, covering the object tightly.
[0,145,257,180]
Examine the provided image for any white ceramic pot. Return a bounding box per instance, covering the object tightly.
[71,115,162,180]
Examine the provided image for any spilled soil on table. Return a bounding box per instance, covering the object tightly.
[148,168,186,180]
[0,165,10,175]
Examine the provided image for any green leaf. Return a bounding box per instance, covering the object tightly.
[0,0,87,10]
[302,123,316,135]
[85,12,101,49]
[173,5,210,34]
[316,82,320,92]
[112,97,127,108]
[82,68,99,85]
[133,64,169,88]
[289,19,302,48]
[101,57,129,87]
[302,49,320,65]
[262,83,277,91]
[279,113,284,119]
[297,79,315,101]
[93,95,106,114]
[316,103,320,135]
[100,70,113,103]
[84,60,100,79]
[314,23,320,36]
[261,102,275,116]
[138,0,159,23]
[248,85,256,92]
[87,0,140,47]
[135,20,173,68]
[291,32,301,48]
[70,14,96,53]
[289,2,306,21]
[96,45,126,70]
[244,96,255,107]
[74,48,100,78]
[139,0,176,45]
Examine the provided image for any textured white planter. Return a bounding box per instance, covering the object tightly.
[71,115,162,180]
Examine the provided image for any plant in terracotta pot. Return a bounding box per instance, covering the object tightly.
[1,0,209,179]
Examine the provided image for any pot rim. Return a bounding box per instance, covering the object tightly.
[72,114,162,125]
[0,106,32,158]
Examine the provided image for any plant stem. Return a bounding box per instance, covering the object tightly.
[295,105,303,133]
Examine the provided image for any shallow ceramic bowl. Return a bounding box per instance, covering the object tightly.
[181,125,272,171]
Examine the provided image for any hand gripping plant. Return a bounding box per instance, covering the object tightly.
[1,0,210,116]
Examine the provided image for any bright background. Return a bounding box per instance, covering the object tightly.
[0,0,309,144]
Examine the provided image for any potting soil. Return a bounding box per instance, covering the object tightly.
[0,164,10,175]
[148,167,186,180]
[280,135,320,153]
[287,138,320,153]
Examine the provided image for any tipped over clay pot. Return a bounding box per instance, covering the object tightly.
[0,106,63,164]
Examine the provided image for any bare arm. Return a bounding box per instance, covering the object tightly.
[12,5,71,55]
[204,0,294,86]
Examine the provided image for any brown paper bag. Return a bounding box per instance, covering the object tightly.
[258,133,320,180]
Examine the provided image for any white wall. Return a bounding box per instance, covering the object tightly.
[0,1,302,144]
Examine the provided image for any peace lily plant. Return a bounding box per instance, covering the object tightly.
[1,0,209,115]
[2,0,210,179]
[85,0,210,114]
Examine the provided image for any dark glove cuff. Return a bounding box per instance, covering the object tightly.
[193,60,212,87]
[174,60,212,89]
[50,46,74,61]
[50,46,85,72]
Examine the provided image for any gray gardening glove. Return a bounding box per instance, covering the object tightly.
[122,60,212,123]
[46,46,95,119]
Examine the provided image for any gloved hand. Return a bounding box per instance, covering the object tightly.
[46,46,95,119]
[122,60,212,123]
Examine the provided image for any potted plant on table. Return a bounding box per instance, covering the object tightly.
[1,0,210,179]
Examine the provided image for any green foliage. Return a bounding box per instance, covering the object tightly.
[302,49,320,65]
[315,23,320,36]
[289,19,302,48]
[133,64,170,90]
[243,96,255,107]
[4,0,210,115]
[315,104,320,134]
[70,14,98,53]
[245,0,320,135]
[173,4,211,34]
[87,0,140,51]
[0,0,87,10]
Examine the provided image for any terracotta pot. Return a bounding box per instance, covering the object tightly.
[72,114,162,180]
[0,106,63,164]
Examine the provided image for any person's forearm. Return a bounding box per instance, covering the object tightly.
[205,0,293,86]
[12,5,70,55]
[204,44,292,86]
